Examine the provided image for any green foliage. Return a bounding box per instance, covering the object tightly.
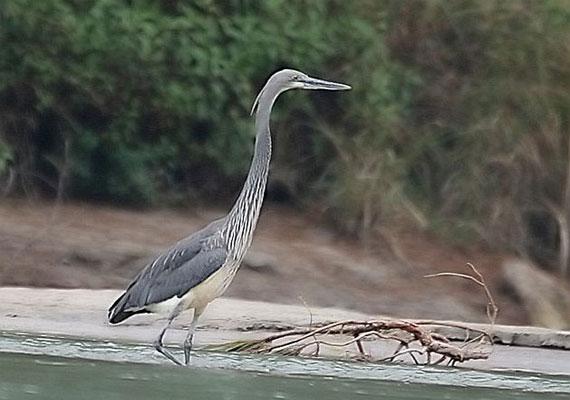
[0,0,351,202]
[2,0,570,271]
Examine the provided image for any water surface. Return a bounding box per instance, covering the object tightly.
[1,332,568,399]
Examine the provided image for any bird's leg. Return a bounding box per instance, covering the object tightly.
[154,313,183,366]
[183,306,205,365]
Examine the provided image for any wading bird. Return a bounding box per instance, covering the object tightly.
[108,69,350,365]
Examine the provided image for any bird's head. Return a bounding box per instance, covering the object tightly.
[276,69,351,91]
[251,69,350,115]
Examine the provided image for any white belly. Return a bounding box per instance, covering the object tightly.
[147,260,240,315]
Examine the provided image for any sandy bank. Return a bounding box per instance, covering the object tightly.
[1,287,569,375]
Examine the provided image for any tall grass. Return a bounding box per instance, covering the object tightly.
[383,0,570,275]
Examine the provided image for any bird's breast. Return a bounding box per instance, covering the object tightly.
[183,258,241,310]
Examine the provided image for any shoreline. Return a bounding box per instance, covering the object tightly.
[1,287,569,375]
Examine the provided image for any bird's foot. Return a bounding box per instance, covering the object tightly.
[154,340,183,366]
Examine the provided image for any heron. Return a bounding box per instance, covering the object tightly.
[108,69,350,365]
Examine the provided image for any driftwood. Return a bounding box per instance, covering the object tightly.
[208,263,498,366]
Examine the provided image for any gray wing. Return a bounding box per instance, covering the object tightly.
[108,219,228,321]
[127,246,227,306]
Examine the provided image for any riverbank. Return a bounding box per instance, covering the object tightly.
[1,287,569,375]
[0,201,528,324]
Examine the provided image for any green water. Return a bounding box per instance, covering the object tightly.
[1,332,569,399]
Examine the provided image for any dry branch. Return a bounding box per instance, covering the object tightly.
[425,262,498,327]
[207,263,496,367]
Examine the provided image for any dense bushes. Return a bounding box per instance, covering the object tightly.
[1,0,570,273]
[0,0,364,201]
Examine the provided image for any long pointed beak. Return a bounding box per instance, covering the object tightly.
[300,76,351,90]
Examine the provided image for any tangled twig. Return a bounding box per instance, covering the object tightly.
[208,263,497,366]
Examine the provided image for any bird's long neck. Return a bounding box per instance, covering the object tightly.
[223,85,279,259]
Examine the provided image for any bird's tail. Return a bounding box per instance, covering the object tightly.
[108,291,147,324]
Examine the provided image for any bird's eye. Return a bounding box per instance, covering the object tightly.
[292,75,300,81]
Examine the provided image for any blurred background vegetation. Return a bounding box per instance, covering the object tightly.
[1,0,570,276]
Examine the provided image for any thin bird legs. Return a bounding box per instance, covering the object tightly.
[153,306,205,366]
[183,308,203,364]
